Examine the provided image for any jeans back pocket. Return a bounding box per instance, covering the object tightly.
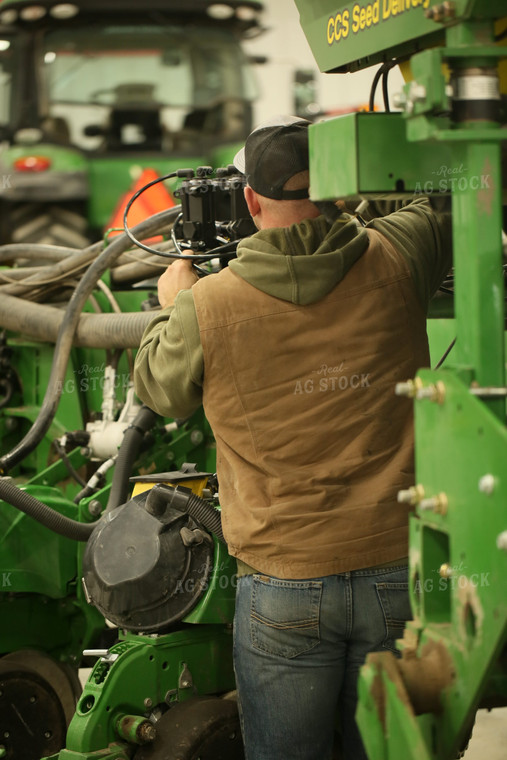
[375,580,412,655]
[250,575,322,659]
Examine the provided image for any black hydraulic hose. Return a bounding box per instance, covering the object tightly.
[0,207,179,475]
[0,478,96,541]
[105,405,159,513]
[53,440,87,488]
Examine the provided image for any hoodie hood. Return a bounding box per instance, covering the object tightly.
[229,215,369,305]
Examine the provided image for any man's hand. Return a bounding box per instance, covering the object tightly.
[157,259,199,309]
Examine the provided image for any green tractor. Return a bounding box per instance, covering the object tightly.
[0,161,256,759]
[0,0,262,244]
[0,3,263,759]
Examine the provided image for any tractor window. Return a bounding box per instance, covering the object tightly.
[0,34,14,130]
[41,24,258,151]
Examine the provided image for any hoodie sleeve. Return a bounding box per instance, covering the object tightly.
[366,198,452,312]
[134,289,204,420]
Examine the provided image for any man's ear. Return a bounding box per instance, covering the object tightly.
[244,186,261,218]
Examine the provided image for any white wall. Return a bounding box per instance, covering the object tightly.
[243,0,405,125]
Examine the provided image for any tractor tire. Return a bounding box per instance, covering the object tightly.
[8,203,90,248]
[0,650,82,760]
[134,696,244,760]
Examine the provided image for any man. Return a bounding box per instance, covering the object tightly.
[134,115,452,760]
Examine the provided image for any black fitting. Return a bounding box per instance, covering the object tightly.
[145,483,225,543]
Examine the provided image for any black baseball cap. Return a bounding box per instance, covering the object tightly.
[233,115,311,200]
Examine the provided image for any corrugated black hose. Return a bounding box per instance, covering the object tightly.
[146,483,225,543]
[0,478,96,541]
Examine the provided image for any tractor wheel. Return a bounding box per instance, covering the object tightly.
[0,650,82,760]
[8,203,90,248]
[134,696,244,760]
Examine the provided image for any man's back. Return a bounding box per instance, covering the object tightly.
[192,222,431,577]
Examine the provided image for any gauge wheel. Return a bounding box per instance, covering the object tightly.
[9,203,90,248]
[134,696,244,760]
[0,650,83,760]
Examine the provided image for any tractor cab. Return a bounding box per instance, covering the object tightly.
[0,0,263,241]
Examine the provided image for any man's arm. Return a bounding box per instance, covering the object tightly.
[367,197,452,311]
[134,262,204,420]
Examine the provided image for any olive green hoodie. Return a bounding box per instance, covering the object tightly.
[134,198,451,421]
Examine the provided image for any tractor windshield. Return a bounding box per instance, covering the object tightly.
[40,24,258,151]
[0,31,15,132]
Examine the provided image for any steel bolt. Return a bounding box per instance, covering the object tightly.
[190,429,204,445]
[392,91,407,109]
[143,698,153,709]
[88,499,103,517]
[138,722,156,744]
[410,84,427,102]
[496,531,507,551]
[439,563,453,579]
[425,1,456,22]
[478,474,495,495]
[397,484,425,505]
[415,381,446,405]
[419,493,448,515]
[395,378,422,398]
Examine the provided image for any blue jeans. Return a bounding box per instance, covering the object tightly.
[233,565,411,760]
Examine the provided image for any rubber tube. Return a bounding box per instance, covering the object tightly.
[0,294,156,348]
[0,243,85,264]
[106,405,159,512]
[0,478,96,541]
[0,242,103,297]
[0,207,178,474]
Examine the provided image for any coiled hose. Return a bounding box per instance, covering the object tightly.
[0,207,179,474]
[0,478,96,541]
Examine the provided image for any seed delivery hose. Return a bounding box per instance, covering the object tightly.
[0,294,156,348]
[0,207,179,474]
[0,478,96,541]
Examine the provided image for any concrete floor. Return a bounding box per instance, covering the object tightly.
[462,708,507,760]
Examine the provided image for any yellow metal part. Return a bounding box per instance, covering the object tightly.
[131,477,209,499]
